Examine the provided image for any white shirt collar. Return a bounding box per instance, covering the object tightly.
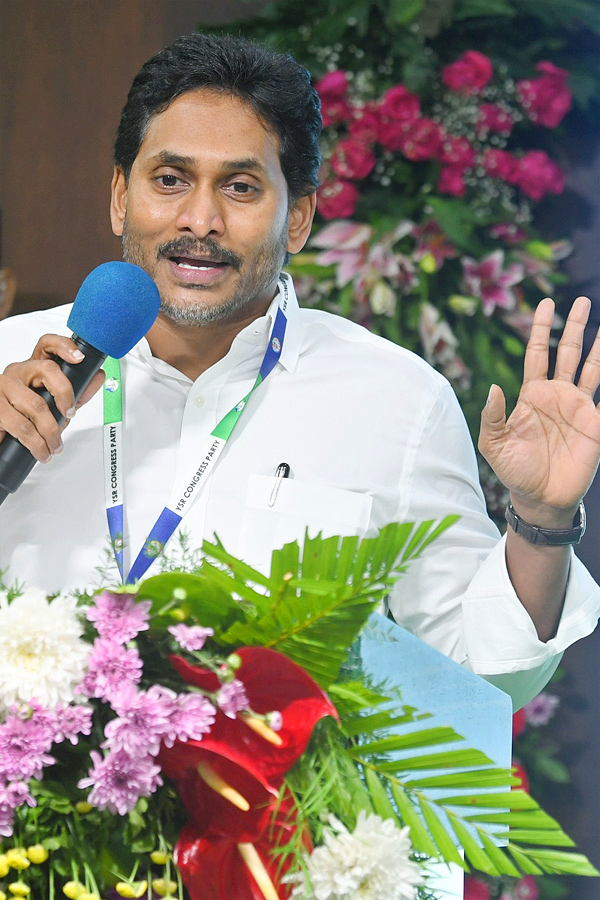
[131,272,302,382]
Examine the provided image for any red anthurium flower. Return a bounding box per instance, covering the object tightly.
[174,792,305,900]
[159,648,335,898]
[158,740,278,843]
[169,647,338,784]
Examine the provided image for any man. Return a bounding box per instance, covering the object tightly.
[0,33,599,708]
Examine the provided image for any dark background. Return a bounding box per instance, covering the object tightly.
[1,2,600,893]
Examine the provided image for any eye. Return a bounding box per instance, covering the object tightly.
[226,181,258,197]
[156,174,183,187]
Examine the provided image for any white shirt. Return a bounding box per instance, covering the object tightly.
[1,278,598,708]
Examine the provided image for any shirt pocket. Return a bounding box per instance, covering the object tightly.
[238,473,373,572]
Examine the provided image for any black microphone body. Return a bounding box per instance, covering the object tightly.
[0,261,161,508]
[0,336,106,503]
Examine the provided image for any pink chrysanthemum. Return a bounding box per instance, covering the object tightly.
[53,703,94,744]
[217,679,249,718]
[86,592,151,643]
[102,685,177,757]
[78,749,162,816]
[0,782,34,838]
[163,693,216,746]
[81,639,143,702]
[0,714,55,781]
[168,624,214,652]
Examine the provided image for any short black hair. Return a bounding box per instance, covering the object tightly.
[113,32,322,201]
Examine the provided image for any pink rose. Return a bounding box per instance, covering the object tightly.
[399,118,443,161]
[377,118,412,152]
[442,50,493,94]
[379,84,421,121]
[330,138,376,180]
[512,150,565,200]
[477,102,514,135]
[439,134,476,169]
[438,165,467,197]
[317,179,360,219]
[315,70,348,100]
[464,877,491,900]
[483,148,517,181]
[315,70,351,127]
[515,876,540,900]
[349,103,381,143]
[518,61,572,128]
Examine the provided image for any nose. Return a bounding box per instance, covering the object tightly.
[175,185,225,238]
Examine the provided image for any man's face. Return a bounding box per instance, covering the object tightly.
[110,89,314,326]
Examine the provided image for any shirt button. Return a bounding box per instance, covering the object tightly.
[193,395,205,408]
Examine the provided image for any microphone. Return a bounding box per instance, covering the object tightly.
[0,261,160,505]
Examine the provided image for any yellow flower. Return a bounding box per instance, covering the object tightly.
[0,855,9,877]
[26,845,48,864]
[0,890,7,900]
[5,850,29,871]
[8,884,31,897]
[80,893,100,900]
[75,801,93,814]
[115,883,148,899]
[419,252,437,274]
[62,881,85,900]
[149,851,169,866]
[151,880,177,897]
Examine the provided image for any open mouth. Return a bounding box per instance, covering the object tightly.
[171,256,228,270]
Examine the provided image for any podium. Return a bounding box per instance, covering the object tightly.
[360,614,514,899]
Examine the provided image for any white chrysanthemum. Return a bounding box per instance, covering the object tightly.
[290,811,424,900]
[0,588,89,710]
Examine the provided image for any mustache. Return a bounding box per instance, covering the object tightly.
[157,237,243,270]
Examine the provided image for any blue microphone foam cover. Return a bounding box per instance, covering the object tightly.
[67,261,161,358]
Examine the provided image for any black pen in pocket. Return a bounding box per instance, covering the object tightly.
[268,462,291,507]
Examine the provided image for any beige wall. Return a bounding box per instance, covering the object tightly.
[0,0,263,315]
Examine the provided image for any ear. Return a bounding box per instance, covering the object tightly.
[110,167,128,237]
[287,193,317,254]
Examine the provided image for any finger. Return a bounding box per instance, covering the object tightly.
[478,383,507,460]
[522,298,554,384]
[0,379,64,461]
[4,358,76,420]
[578,319,600,397]
[31,334,85,365]
[553,295,591,382]
[76,369,105,409]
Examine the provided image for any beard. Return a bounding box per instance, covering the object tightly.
[121,216,289,326]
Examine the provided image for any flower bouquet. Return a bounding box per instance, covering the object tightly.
[0,520,596,900]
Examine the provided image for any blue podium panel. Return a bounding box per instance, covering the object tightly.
[359,613,514,900]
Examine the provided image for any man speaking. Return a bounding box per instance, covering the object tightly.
[0,33,599,709]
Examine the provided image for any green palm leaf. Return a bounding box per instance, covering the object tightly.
[342,700,599,878]
[200,519,458,687]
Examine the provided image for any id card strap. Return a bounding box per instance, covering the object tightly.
[105,279,290,585]
[102,356,124,580]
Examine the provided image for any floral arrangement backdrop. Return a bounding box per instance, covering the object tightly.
[212,0,600,523]
[207,1,600,897]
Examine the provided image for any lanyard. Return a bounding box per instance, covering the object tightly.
[102,277,290,584]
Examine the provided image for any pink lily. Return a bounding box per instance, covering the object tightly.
[311,220,372,287]
[461,250,524,315]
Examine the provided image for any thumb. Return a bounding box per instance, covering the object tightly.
[478,383,507,459]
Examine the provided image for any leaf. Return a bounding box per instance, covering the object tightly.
[206,521,455,687]
[448,812,500,875]
[136,572,241,631]
[419,799,465,867]
[357,726,463,755]
[390,783,440,858]
[387,0,425,26]
[364,767,398,821]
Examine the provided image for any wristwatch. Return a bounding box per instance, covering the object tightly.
[505,501,586,546]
